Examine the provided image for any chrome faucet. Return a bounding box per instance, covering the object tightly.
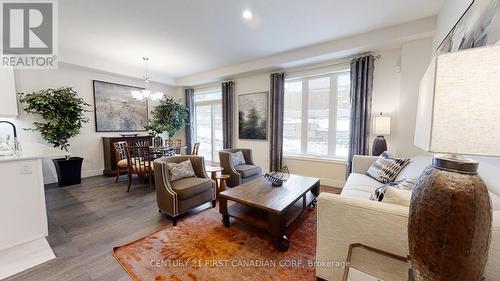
[0,121,21,151]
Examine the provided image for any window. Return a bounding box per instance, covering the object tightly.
[283,70,351,159]
[194,89,223,163]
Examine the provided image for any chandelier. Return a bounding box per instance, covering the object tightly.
[131,57,164,101]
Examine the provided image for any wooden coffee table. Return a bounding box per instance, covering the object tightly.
[219,175,320,252]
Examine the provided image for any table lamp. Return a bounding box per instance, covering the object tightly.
[409,44,500,281]
[372,113,391,156]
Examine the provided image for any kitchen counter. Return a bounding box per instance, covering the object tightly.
[0,143,67,279]
[0,143,68,162]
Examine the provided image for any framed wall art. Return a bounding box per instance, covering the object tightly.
[93,80,148,132]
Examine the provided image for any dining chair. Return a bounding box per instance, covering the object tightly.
[125,146,154,192]
[192,142,200,155]
[166,139,182,154]
[135,140,151,147]
[112,141,128,183]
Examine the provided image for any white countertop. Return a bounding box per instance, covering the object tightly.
[0,143,69,162]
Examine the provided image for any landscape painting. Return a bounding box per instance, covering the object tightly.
[238,92,267,140]
[93,80,148,132]
[438,0,500,54]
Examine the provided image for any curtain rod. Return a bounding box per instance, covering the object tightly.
[285,53,381,75]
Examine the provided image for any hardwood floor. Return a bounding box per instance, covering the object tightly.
[5,175,341,281]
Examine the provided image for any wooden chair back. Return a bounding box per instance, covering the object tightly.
[125,146,152,174]
[192,142,200,155]
[113,141,128,162]
[135,140,150,147]
[165,139,182,154]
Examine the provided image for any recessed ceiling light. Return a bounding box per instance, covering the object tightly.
[242,10,253,20]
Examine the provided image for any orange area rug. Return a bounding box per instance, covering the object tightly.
[113,206,318,281]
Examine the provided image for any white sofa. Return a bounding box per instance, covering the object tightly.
[316,155,500,281]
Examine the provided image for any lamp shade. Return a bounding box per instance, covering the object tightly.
[373,115,391,136]
[415,44,500,157]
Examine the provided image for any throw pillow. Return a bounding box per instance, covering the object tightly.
[370,177,417,202]
[230,151,246,167]
[167,160,196,182]
[366,152,410,183]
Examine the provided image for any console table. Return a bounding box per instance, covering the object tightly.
[102,136,152,176]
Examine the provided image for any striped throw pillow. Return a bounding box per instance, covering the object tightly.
[366,152,410,184]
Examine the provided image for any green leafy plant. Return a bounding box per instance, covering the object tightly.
[146,97,189,138]
[19,87,91,153]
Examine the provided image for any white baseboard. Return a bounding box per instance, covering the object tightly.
[43,168,103,185]
[320,178,345,188]
[0,238,55,280]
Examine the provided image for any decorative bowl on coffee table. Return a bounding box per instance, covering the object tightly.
[264,166,290,187]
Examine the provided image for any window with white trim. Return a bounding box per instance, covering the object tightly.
[283,69,351,159]
[194,89,223,163]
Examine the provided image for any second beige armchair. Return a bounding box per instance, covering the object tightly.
[219,149,262,187]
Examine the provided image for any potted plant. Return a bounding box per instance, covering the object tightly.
[145,97,189,146]
[19,87,91,187]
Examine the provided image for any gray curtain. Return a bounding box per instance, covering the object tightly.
[222,81,234,149]
[269,72,285,172]
[185,88,195,154]
[346,55,374,177]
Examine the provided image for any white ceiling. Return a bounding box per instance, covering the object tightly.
[59,0,444,84]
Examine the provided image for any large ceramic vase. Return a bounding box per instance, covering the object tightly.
[408,164,492,281]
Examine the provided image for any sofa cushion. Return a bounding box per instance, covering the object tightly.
[167,159,196,182]
[396,155,432,181]
[171,177,212,200]
[383,187,412,206]
[341,173,382,199]
[117,159,128,168]
[366,152,410,183]
[235,164,261,178]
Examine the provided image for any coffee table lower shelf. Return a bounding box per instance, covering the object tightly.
[221,191,316,251]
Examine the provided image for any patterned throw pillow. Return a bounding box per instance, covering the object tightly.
[167,160,196,182]
[370,178,417,202]
[230,151,246,167]
[366,152,410,184]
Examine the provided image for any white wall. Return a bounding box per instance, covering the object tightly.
[233,73,271,172]
[371,37,433,157]
[1,64,180,184]
[397,37,434,156]
[371,48,402,155]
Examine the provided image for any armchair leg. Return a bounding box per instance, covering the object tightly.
[159,210,177,226]
[115,169,120,183]
[212,200,216,208]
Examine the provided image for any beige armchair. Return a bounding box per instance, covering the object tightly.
[153,156,216,225]
[219,149,262,187]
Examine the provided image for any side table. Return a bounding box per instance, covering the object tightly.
[216,174,230,200]
[206,166,223,189]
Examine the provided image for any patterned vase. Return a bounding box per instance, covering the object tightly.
[408,165,492,281]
